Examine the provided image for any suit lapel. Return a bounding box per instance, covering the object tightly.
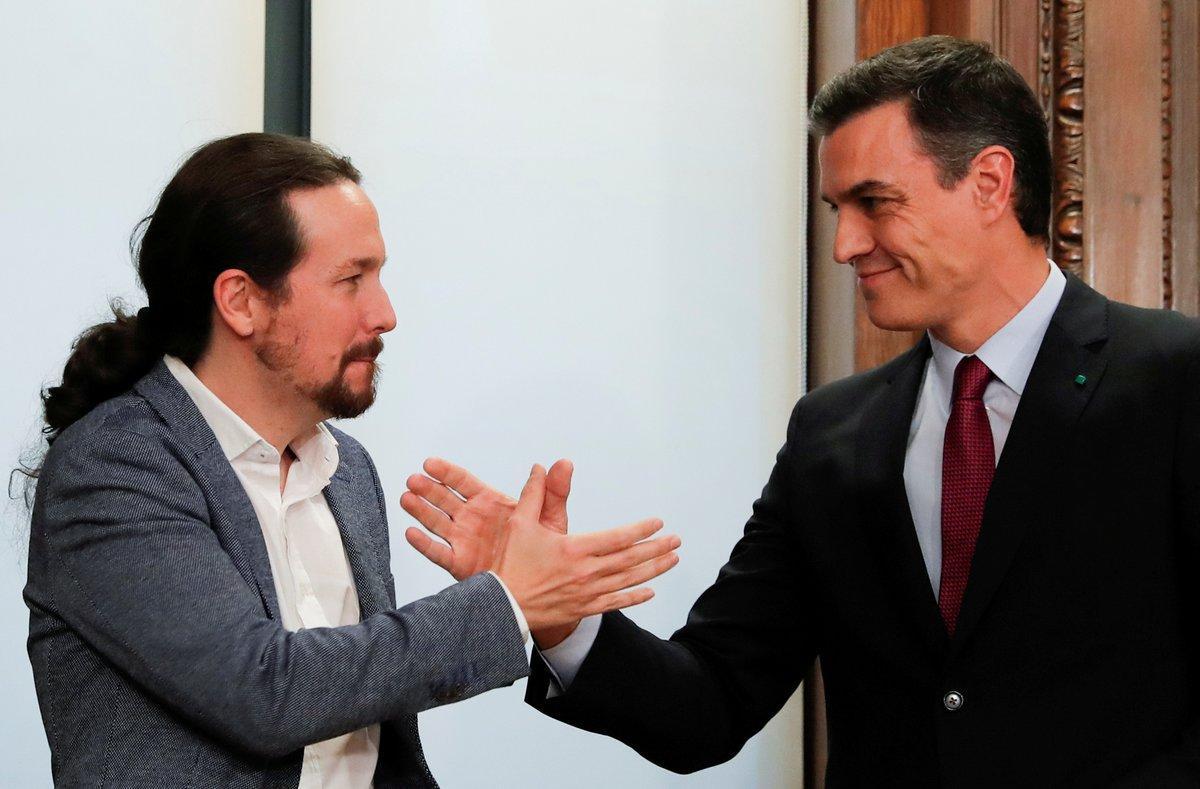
[135,362,394,623]
[325,462,391,619]
[951,274,1109,652]
[856,336,949,660]
[135,361,281,620]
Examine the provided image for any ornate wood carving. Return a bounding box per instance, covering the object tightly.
[1045,0,1085,277]
[1039,0,1053,116]
[1162,0,1174,307]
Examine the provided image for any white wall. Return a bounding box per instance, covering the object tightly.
[0,3,264,785]
[313,2,807,786]
[2,3,808,785]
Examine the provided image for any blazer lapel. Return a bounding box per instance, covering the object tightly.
[951,274,1109,652]
[134,361,281,620]
[324,463,392,619]
[856,335,949,660]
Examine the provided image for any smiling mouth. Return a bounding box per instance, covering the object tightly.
[856,267,897,284]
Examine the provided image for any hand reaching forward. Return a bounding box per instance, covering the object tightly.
[401,457,573,582]
[491,465,680,631]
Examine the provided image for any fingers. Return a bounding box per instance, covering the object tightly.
[406,473,464,518]
[404,526,454,573]
[600,551,680,594]
[582,587,656,617]
[574,517,663,556]
[399,491,454,539]
[594,534,681,576]
[513,464,547,521]
[542,459,573,533]
[423,457,487,498]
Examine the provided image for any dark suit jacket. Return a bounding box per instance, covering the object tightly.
[528,274,1200,787]
[25,361,529,788]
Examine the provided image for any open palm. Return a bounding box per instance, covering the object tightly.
[401,457,574,581]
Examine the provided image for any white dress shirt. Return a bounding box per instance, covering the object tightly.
[542,261,1067,689]
[165,356,379,789]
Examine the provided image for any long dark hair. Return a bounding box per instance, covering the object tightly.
[40,132,361,446]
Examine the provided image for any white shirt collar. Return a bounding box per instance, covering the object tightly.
[163,355,338,482]
[927,261,1067,405]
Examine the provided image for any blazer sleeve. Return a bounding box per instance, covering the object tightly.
[27,422,529,761]
[525,405,819,774]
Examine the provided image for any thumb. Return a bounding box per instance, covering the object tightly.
[542,459,573,533]
[512,464,547,523]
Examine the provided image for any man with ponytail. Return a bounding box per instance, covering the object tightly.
[24,133,679,788]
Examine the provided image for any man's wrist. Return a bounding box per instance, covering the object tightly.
[532,621,580,650]
[487,570,530,645]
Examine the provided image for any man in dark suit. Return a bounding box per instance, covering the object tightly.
[23,133,679,788]
[403,37,1200,786]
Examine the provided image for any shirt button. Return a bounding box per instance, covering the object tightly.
[943,690,964,711]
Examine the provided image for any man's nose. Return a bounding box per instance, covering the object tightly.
[832,212,875,266]
[368,282,397,334]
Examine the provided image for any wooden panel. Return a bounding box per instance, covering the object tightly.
[803,657,828,788]
[858,0,930,56]
[1171,0,1200,315]
[997,0,1041,90]
[1083,2,1165,307]
[853,0,929,371]
[930,0,1040,89]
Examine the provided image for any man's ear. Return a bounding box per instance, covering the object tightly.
[971,145,1017,228]
[212,269,260,338]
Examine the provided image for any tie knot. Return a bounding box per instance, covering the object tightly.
[952,355,992,401]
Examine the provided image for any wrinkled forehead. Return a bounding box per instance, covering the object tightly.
[817,102,929,199]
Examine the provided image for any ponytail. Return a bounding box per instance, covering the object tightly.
[41,302,163,445]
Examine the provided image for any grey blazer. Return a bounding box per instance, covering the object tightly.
[25,361,528,788]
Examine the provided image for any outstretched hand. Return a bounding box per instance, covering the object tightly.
[490,465,680,631]
[401,457,573,582]
[402,459,680,633]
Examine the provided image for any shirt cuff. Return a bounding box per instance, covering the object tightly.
[487,571,530,645]
[538,614,602,697]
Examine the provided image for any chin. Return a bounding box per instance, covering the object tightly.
[863,304,926,333]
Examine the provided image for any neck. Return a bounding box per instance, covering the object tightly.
[191,345,322,454]
[930,239,1049,354]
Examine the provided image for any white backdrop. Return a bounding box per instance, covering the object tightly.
[0,3,264,785]
[1,2,808,786]
[313,2,808,787]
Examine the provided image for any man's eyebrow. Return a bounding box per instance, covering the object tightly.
[332,257,386,274]
[821,179,900,205]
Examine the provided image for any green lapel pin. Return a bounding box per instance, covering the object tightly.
[1074,374,1087,386]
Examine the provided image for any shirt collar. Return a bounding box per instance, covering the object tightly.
[163,356,339,481]
[928,261,1067,404]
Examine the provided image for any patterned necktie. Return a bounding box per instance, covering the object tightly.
[939,355,994,637]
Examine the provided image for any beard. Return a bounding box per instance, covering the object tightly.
[256,333,384,420]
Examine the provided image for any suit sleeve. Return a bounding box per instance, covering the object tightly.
[525,404,819,774]
[27,424,529,760]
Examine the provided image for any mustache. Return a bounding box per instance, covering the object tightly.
[342,336,385,367]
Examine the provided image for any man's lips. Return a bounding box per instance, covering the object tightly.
[856,266,898,284]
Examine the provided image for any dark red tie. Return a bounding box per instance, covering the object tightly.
[939,355,994,637]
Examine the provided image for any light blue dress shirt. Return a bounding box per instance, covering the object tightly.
[905,261,1066,597]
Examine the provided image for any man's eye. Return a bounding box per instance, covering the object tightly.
[860,196,881,211]
[342,274,362,283]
